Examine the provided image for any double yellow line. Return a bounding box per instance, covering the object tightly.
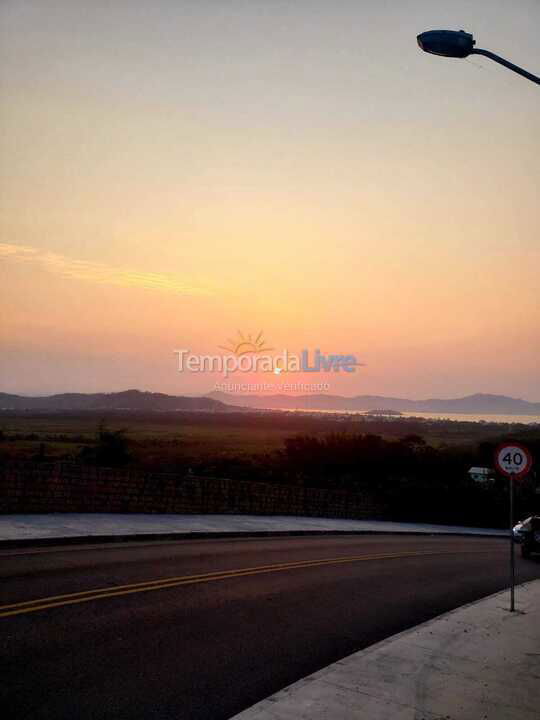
[0,548,488,619]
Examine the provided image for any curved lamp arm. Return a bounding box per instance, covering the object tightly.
[471,48,540,85]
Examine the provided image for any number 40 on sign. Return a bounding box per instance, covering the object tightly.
[495,443,533,478]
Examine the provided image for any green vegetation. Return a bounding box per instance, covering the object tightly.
[1,410,539,528]
[78,423,132,466]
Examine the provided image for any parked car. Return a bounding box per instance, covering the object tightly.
[513,516,533,543]
[520,516,540,559]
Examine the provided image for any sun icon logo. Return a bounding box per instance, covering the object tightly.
[219,330,273,356]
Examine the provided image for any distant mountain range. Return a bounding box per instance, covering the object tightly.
[208,391,540,415]
[0,389,538,416]
[0,390,226,412]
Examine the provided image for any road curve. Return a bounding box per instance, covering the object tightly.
[1,534,539,720]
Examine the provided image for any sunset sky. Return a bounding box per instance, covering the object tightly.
[1,0,539,399]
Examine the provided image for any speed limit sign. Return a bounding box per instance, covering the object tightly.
[494,443,533,479]
[494,442,533,613]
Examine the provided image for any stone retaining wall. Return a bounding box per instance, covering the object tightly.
[0,462,383,519]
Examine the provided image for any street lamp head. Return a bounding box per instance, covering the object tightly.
[417,29,475,58]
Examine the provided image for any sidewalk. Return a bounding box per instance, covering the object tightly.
[232,579,540,720]
[0,513,507,543]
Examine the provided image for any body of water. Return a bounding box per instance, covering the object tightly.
[274,408,540,424]
[399,411,540,425]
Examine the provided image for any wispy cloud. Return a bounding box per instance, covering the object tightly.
[0,243,212,296]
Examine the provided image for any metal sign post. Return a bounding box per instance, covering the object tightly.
[508,471,515,611]
[494,443,533,612]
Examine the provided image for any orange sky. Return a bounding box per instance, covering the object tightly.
[1,1,539,399]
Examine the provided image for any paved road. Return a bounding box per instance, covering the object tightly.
[1,535,539,720]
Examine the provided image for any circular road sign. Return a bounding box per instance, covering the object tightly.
[494,443,533,479]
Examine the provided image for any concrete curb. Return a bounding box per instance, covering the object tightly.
[232,578,540,720]
[0,528,507,550]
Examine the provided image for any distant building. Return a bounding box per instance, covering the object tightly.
[468,466,494,483]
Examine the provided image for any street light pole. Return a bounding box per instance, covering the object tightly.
[417,30,540,86]
[470,48,540,85]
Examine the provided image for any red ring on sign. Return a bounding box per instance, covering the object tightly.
[494,442,533,479]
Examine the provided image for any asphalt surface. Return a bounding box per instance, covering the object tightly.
[2,534,540,720]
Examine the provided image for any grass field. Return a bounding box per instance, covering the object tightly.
[0,412,315,465]
[1,410,539,467]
